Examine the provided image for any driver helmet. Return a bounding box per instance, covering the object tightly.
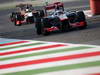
[25,9,29,12]
[56,10,63,15]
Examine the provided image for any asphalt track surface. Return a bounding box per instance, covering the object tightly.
[0,0,100,45]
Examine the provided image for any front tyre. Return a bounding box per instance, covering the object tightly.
[61,20,70,32]
[41,18,50,36]
[35,18,42,35]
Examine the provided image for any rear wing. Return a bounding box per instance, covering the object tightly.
[44,2,64,10]
[44,2,64,16]
[16,3,32,8]
[16,3,33,11]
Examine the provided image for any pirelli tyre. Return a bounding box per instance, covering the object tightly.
[77,11,87,29]
[42,18,50,35]
[10,12,16,22]
[33,11,40,18]
[14,20,22,26]
[67,13,76,23]
[35,18,42,35]
[35,18,50,35]
[35,10,45,18]
[38,10,45,17]
[14,13,23,26]
[26,16,34,24]
[77,11,86,21]
[61,20,70,32]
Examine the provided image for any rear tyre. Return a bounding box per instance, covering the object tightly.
[77,11,86,21]
[35,10,45,18]
[14,20,22,26]
[14,12,22,26]
[38,10,45,17]
[77,11,87,29]
[78,21,87,29]
[67,13,76,23]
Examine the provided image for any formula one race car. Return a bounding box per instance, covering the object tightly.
[35,2,87,35]
[10,3,45,26]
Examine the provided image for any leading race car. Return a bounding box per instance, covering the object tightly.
[35,2,87,35]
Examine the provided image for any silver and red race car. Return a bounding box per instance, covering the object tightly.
[10,3,45,26]
[35,2,87,35]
